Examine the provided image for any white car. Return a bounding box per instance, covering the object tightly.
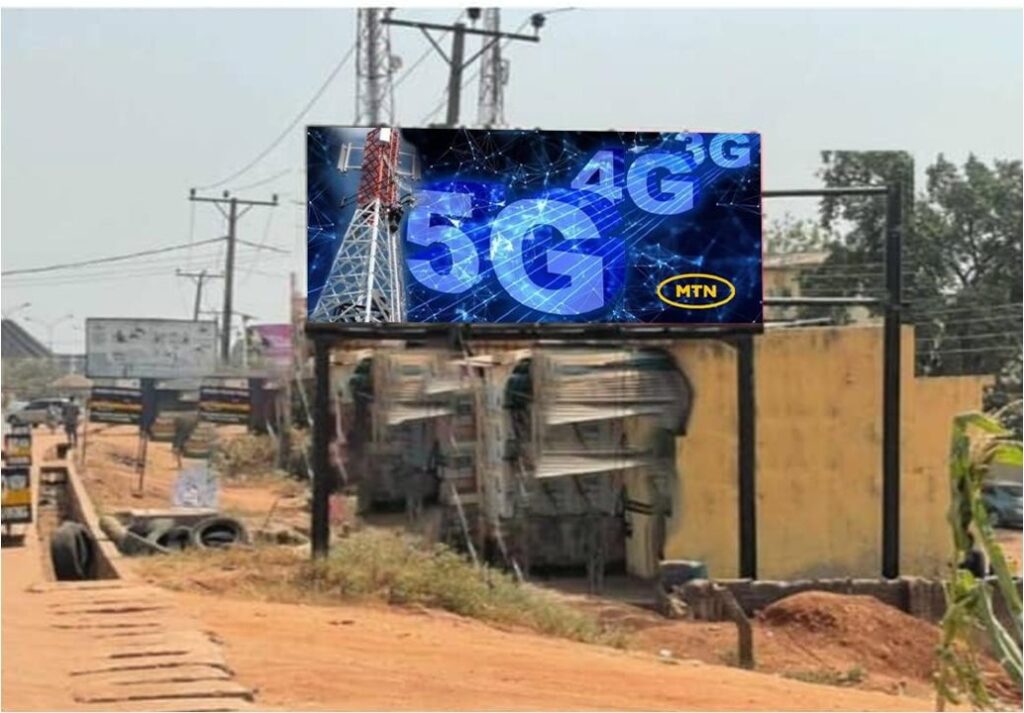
[6,397,69,428]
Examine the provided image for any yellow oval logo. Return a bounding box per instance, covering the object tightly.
[656,273,736,310]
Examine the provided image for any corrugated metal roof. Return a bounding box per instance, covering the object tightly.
[1,319,51,359]
[383,404,453,425]
[544,403,669,425]
[534,453,650,479]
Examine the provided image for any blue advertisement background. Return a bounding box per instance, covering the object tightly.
[308,127,762,325]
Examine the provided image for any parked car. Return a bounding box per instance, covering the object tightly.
[6,397,69,428]
[982,481,1023,529]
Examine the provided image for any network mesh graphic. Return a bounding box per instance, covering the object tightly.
[308,127,762,325]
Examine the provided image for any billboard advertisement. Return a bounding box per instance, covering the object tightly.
[308,127,761,326]
[198,379,251,426]
[2,466,32,524]
[3,424,32,466]
[248,324,293,371]
[89,383,144,425]
[86,318,218,379]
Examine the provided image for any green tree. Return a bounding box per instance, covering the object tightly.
[764,214,832,256]
[1,358,64,404]
[804,151,1022,433]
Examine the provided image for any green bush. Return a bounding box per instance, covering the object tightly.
[211,433,278,478]
[299,530,625,646]
[142,529,626,647]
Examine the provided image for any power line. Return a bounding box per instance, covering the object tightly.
[1,237,224,277]
[231,167,296,193]
[394,10,465,89]
[194,41,358,191]
[419,12,539,126]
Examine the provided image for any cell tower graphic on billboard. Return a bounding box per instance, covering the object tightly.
[308,127,762,326]
[309,127,408,323]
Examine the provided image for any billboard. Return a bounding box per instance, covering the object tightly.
[198,379,251,426]
[2,465,32,524]
[3,424,32,466]
[308,127,762,326]
[248,324,293,371]
[89,383,144,425]
[86,318,218,379]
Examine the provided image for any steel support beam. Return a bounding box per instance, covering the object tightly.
[311,338,331,558]
[736,334,757,579]
[882,182,904,578]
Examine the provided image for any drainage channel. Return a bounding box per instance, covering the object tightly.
[29,450,258,711]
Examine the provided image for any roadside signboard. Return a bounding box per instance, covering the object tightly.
[307,126,762,326]
[198,379,251,425]
[89,382,144,425]
[248,324,293,372]
[86,318,218,379]
[3,424,32,466]
[2,466,32,524]
[172,462,219,509]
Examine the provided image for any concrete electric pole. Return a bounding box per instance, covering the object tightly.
[188,189,278,363]
[176,269,223,321]
[381,9,542,128]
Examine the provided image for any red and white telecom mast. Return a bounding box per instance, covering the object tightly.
[310,127,406,323]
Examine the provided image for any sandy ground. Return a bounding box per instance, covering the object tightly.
[169,589,938,712]
[78,423,307,529]
[5,425,1018,711]
[1,519,80,711]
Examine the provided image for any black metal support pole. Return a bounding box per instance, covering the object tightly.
[737,334,757,579]
[311,337,331,559]
[445,24,466,128]
[882,182,904,579]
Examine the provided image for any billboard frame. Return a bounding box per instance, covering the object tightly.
[306,125,765,329]
[85,317,219,380]
[306,183,904,585]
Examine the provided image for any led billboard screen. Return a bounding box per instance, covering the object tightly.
[308,127,761,326]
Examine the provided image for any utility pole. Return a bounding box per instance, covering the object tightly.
[188,189,278,363]
[176,269,223,321]
[381,10,543,128]
[355,8,399,125]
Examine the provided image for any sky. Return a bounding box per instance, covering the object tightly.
[2,7,1021,353]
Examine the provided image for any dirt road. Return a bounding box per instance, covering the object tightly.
[1,518,80,711]
[7,424,1008,711]
[169,589,940,712]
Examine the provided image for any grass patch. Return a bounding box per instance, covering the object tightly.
[783,666,867,688]
[138,528,627,648]
[211,433,279,478]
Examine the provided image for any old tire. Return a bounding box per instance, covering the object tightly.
[190,516,248,549]
[152,525,192,552]
[51,521,95,580]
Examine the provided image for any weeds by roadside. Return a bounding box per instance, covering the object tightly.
[783,666,867,687]
[138,528,628,648]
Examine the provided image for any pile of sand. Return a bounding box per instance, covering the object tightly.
[759,589,1020,705]
[759,591,941,681]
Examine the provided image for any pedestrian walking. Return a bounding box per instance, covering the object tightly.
[62,397,80,448]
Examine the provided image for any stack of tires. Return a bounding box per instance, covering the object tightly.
[50,522,96,580]
[123,515,249,554]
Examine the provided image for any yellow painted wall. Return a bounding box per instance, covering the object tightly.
[661,339,739,578]
[663,325,990,580]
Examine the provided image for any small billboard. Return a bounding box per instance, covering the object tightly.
[198,379,251,426]
[248,324,293,371]
[1,466,32,524]
[307,127,762,326]
[86,318,218,379]
[89,383,144,425]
